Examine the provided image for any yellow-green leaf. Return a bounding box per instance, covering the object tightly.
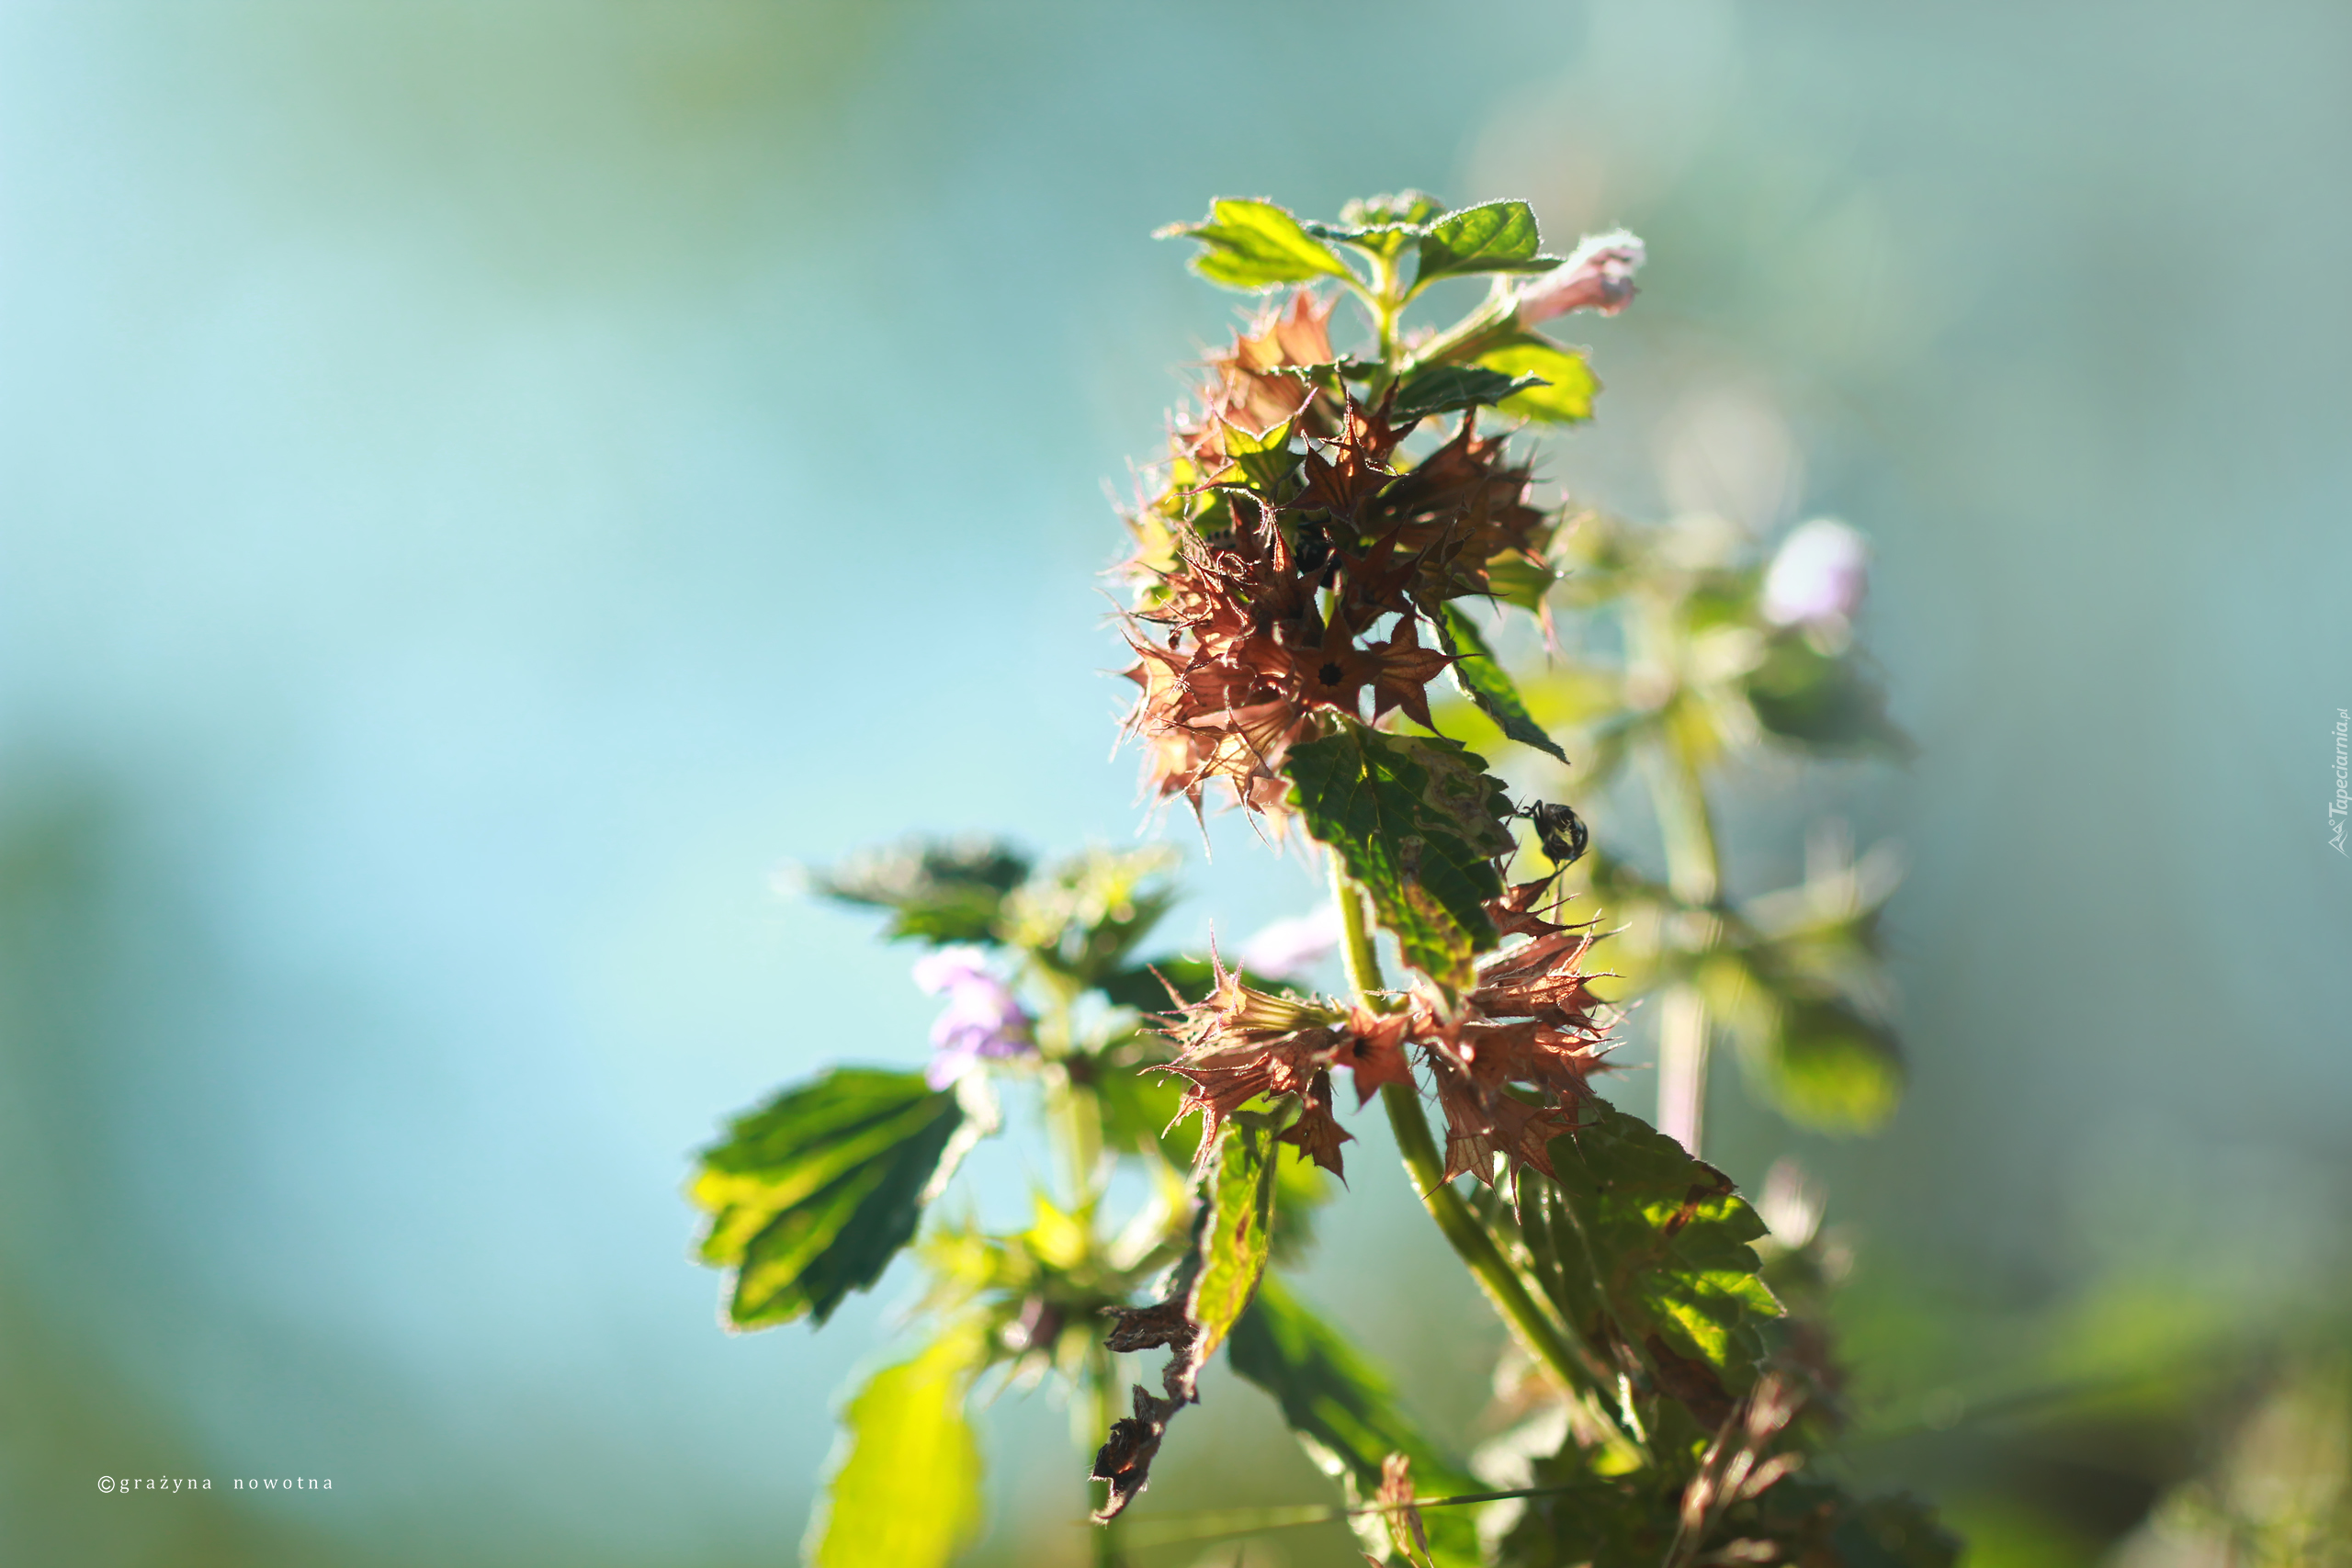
[1476,337,1600,424]
[805,1325,986,1568]
[1186,1117,1279,1366]
[1415,199,1551,285]
[1229,1276,1484,1566]
[1159,197,1356,290]
[1435,604,1567,761]
[692,1067,969,1328]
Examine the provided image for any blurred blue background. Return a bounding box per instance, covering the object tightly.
[3,2,2346,1564]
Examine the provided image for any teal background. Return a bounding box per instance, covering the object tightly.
[2,3,2346,1563]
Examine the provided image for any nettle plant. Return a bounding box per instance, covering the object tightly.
[690,192,1953,1568]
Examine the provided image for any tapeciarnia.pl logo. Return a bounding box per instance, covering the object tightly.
[2332,708,2348,856]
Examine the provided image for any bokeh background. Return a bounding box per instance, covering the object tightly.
[4,2,2346,1564]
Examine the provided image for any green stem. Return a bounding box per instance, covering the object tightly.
[1396,282,1518,378]
[1047,1066,1105,1206]
[1329,857,1640,1453]
[1637,736,1723,1157]
[1376,1080,1614,1393]
[1358,253,1403,402]
[1639,736,1719,907]
[1333,853,1388,1009]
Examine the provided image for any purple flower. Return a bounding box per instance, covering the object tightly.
[1761,519,1870,631]
[912,945,1035,1089]
[1236,905,1340,983]
[1514,230,1645,326]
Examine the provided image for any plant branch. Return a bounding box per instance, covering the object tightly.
[1329,856,1643,1457]
[1638,710,1724,1156]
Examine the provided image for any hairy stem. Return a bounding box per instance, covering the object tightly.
[1361,252,1405,400]
[1333,852,1389,1008]
[1396,281,1518,377]
[1046,1066,1105,1206]
[1639,731,1724,1157]
[1330,857,1641,1452]
[1653,986,1711,1157]
[1375,1081,1611,1392]
[1641,736,1721,907]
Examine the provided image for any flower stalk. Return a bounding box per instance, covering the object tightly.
[1334,857,1644,1460]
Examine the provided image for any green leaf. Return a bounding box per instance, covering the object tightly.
[1482,551,1559,614]
[1495,1471,1669,1568]
[1743,631,1913,758]
[1522,1100,1781,1418]
[1230,1275,1484,1567]
[1159,198,1357,290]
[1758,995,1905,1134]
[1719,1479,1960,1568]
[801,837,1030,944]
[1301,191,1446,262]
[1282,726,1514,993]
[1435,604,1567,761]
[998,844,1181,987]
[1699,942,1905,1135]
[1098,959,1208,1014]
[1475,337,1601,424]
[1499,1468,1958,1568]
[805,1325,986,1568]
[1414,199,1551,286]
[1820,1490,1962,1568]
[1187,1115,1281,1366]
[1389,364,1548,426]
[1089,1116,1283,1519]
[1216,413,1300,494]
[692,1067,972,1328]
[1094,1048,1194,1167]
[1340,190,1446,228]
[1303,222,1420,261]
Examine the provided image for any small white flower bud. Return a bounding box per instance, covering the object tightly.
[1513,230,1645,326]
[1761,518,1870,630]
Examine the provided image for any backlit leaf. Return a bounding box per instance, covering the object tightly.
[998,844,1180,987]
[1759,994,1905,1134]
[1482,550,1559,614]
[1415,199,1551,285]
[1089,1116,1281,1520]
[1389,364,1548,426]
[693,1067,971,1328]
[805,1324,986,1568]
[802,837,1030,944]
[1336,190,1446,229]
[1699,954,1905,1134]
[1229,1275,1484,1566]
[1476,337,1600,424]
[1282,725,1514,993]
[1435,604,1567,761]
[1521,1100,1780,1420]
[1743,632,1913,758]
[1159,198,1357,290]
[1186,1116,1280,1369]
[1216,413,1300,494]
[1097,957,1216,1014]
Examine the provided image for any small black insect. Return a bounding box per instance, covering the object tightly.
[1293,519,1333,576]
[1523,801,1589,867]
